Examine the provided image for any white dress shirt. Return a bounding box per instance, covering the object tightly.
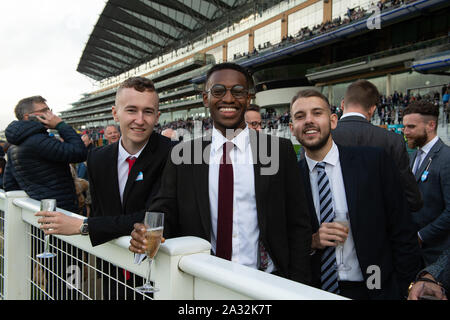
[208,126,274,272]
[413,135,439,175]
[117,138,147,204]
[305,142,364,281]
[340,112,366,120]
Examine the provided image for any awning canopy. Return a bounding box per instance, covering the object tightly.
[412,50,450,75]
[77,0,283,81]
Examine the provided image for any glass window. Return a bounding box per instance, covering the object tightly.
[227,34,250,61]
[288,1,323,36]
[254,20,282,50]
[206,45,224,64]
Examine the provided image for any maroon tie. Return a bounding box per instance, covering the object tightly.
[216,142,234,260]
[123,156,136,281]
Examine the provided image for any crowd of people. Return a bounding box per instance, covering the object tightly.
[1,62,449,301]
[232,0,417,62]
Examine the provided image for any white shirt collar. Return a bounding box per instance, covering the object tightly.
[305,141,340,173]
[420,135,439,156]
[117,137,148,163]
[340,112,366,120]
[211,125,249,154]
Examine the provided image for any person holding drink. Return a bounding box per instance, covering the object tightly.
[36,77,175,299]
[289,89,422,299]
[129,63,313,286]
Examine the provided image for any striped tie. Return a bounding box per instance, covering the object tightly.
[316,162,340,294]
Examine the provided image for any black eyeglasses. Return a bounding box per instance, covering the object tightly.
[206,84,248,99]
[246,121,262,128]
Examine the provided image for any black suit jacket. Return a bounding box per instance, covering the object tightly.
[148,130,312,285]
[87,132,173,246]
[332,115,423,212]
[299,144,422,299]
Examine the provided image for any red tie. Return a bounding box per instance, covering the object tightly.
[126,156,136,175]
[216,142,234,260]
[123,156,136,281]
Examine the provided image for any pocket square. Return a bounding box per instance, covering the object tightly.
[136,171,144,181]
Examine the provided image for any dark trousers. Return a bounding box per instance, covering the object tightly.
[339,281,370,300]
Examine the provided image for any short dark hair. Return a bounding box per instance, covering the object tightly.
[117,76,156,94]
[290,89,330,112]
[403,101,439,119]
[247,104,260,113]
[345,80,380,111]
[15,95,47,120]
[205,63,252,89]
[115,76,157,106]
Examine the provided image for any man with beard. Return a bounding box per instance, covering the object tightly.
[403,101,450,266]
[129,63,312,286]
[290,89,421,299]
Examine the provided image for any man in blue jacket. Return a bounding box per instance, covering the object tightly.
[3,95,87,212]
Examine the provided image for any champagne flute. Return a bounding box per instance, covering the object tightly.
[136,211,164,293]
[36,199,57,259]
[334,210,351,272]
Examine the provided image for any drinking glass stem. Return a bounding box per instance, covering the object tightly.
[339,245,344,265]
[146,258,153,287]
[44,235,50,253]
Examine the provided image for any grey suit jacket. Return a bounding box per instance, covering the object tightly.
[423,247,450,291]
[332,115,423,212]
[410,138,450,265]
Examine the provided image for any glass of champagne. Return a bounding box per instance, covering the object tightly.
[36,199,57,259]
[136,211,164,293]
[334,210,351,272]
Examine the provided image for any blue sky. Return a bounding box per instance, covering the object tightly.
[0,0,106,131]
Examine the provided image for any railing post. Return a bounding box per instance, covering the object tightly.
[4,191,30,300]
[153,237,211,300]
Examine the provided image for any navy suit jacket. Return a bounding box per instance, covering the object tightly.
[299,144,422,299]
[409,138,450,265]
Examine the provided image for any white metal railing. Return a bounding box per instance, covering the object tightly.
[0,189,346,300]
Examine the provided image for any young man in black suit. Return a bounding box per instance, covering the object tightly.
[332,80,422,212]
[129,63,312,285]
[36,77,174,298]
[290,89,422,299]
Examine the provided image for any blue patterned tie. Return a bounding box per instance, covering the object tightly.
[316,162,340,294]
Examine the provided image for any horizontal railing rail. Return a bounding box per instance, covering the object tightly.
[0,189,346,300]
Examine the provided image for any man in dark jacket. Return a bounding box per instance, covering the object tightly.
[3,95,87,213]
[332,80,423,212]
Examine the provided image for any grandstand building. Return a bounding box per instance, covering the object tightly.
[61,0,450,130]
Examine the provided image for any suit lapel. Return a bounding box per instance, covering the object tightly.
[415,138,443,182]
[122,133,158,207]
[109,142,122,213]
[338,145,358,233]
[299,160,319,231]
[251,130,269,236]
[193,138,212,237]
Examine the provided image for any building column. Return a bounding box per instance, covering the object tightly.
[222,43,228,62]
[249,30,254,53]
[323,0,332,23]
[386,73,392,96]
[281,14,288,39]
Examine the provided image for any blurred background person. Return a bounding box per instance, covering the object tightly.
[104,124,120,145]
[245,104,262,131]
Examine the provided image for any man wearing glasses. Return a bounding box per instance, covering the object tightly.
[245,104,262,131]
[3,95,87,212]
[130,63,312,286]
